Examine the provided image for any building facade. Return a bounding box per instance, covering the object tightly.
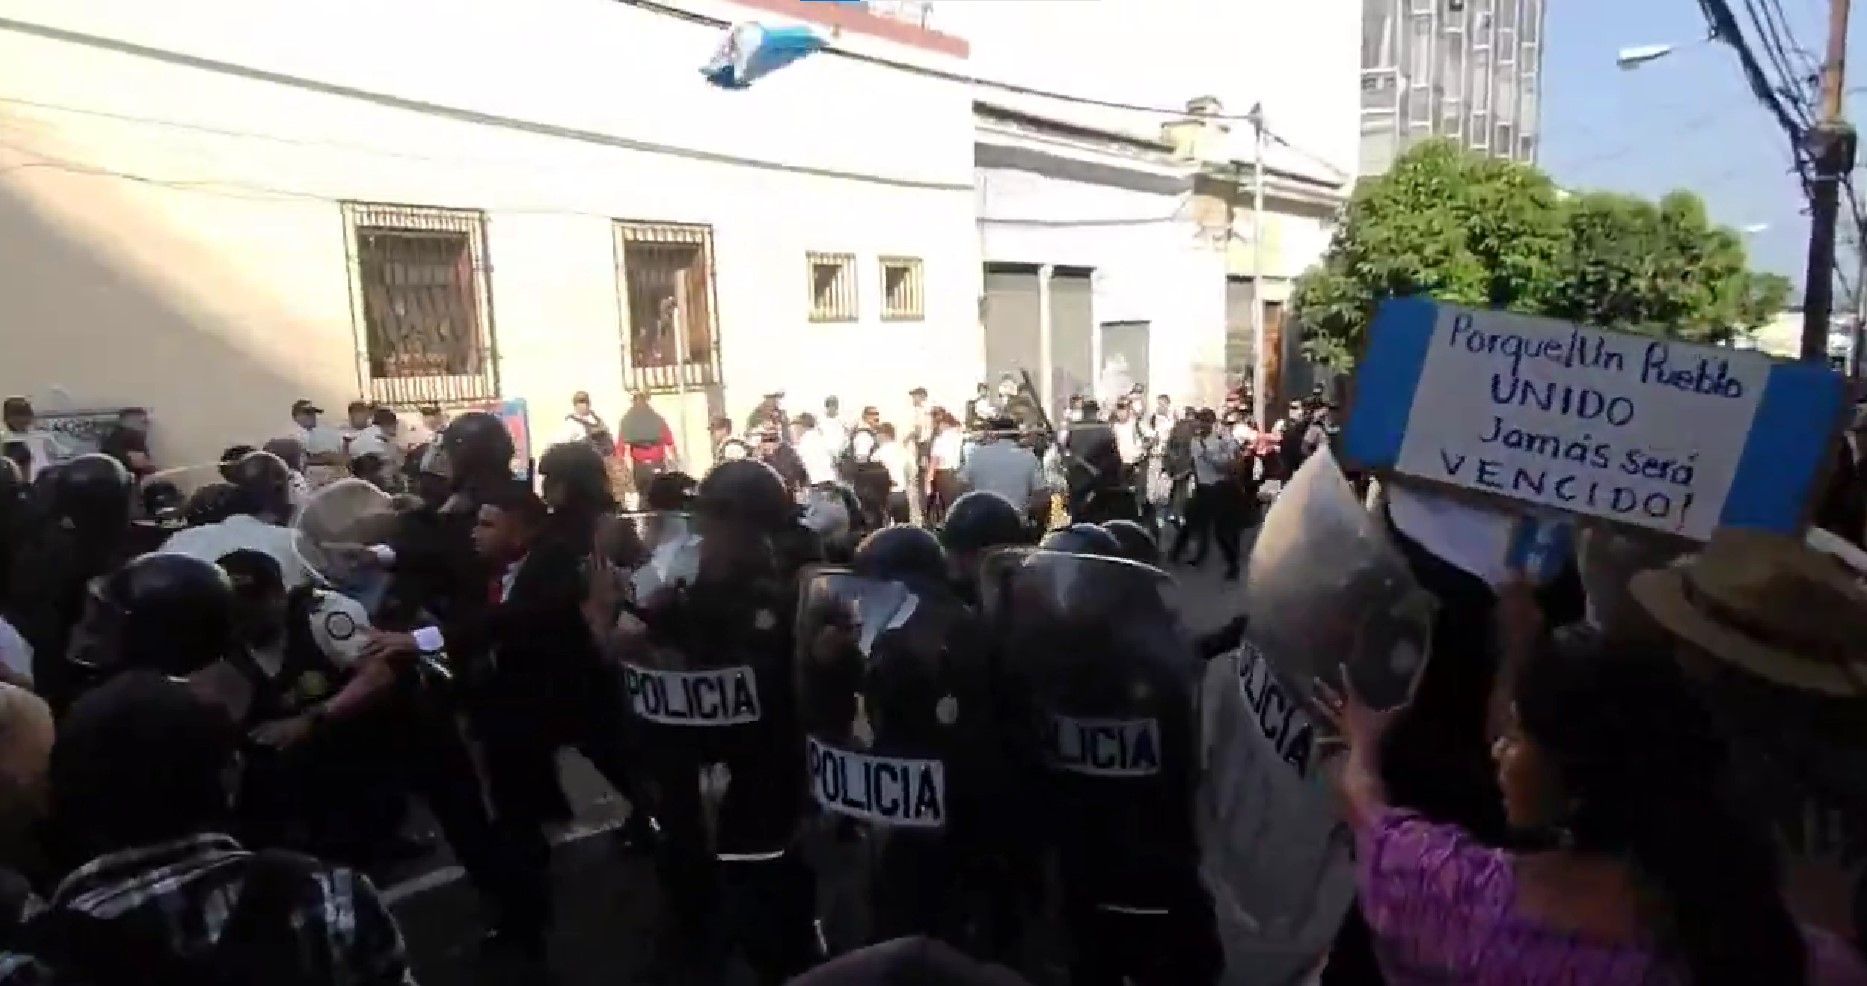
[975,100,1347,416]
[0,0,982,467]
[1359,0,1549,175]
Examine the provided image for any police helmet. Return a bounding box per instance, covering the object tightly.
[1101,519,1160,565]
[52,454,133,530]
[441,411,515,478]
[140,479,184,520]
[801,483,853,540]
[222,451,293,520]
[96,552,236,677]
[183,483,242,528]
[941,491,1026,554]
[1039,522,1122,558]
[695,458,794,532]
[852,525,947,583]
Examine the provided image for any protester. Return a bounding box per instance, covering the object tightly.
[925,408,965,525]
[287,400,346,487]
[793,412,840,488]
[1169,410,1242,580]
[959,416,1047,524]
[0,672,415,984]
[0,400,67,482]
[1313,596,1866,985]
[874,423,913,524]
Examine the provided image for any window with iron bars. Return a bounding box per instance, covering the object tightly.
[343,203,499,407]
[880,257,925,321]
[808,252,859,322]
[615,221,721,393]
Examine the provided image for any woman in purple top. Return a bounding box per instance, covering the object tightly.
[1314,614,1867,986]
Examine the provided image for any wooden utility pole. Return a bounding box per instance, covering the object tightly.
[1801,0,1857,362]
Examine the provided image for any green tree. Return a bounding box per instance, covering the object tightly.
[1293,140,1789,369]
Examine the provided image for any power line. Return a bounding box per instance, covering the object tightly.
[615,0,1352,182]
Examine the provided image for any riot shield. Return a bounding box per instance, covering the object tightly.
[595,510,700,616]
[1196,448,1434,985]
[795,565,1006,955]
[982,546,1200,859]
[285,478,402,625]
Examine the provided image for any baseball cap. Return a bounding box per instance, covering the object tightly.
[290,399,323,416]
[345,400,371,414]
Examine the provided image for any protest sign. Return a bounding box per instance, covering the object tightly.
[1342,298,1846,542]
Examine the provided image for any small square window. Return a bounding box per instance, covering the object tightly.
[808,252,858,322]
[880,257,925,321]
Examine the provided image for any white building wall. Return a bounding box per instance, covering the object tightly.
[976,157,1230,408]
[0,0,982,466]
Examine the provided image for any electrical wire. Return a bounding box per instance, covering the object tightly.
[614,0,1352,182]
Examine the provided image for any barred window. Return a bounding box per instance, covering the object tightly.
[343,203,498,406]
[808,252,858,322]
[880,257,925,321]
[616,221,721,392]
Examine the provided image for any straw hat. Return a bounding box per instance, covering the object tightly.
[1630,528,1867,697]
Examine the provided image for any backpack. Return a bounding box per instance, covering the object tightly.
[568,414,616,458]
[14,850,325,986]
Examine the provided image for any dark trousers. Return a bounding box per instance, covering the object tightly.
[928,470,961,525]
[473,667,646,937]
[885,491,910,525]
[1058,858,1221,986]
[648,752,817,984]
[1171,482,1240,573]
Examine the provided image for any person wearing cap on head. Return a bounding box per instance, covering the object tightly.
[339,400,375,451]
[818,396,850,460]
[0,398,71,482]
[959,415,1047,525]
[286,399,346,488]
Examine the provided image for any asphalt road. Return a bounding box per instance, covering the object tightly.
[386,549,1254,985]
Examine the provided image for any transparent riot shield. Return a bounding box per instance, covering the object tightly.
[795,564,1006,956]
[595,511,700,625]
[1197,448,1435,985]
[285,478,401,628]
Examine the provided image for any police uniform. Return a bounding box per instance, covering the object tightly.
[231,588,380,853]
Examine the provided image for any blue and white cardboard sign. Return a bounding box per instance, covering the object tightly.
[1342,298,1847,542]
[702,22,826,89]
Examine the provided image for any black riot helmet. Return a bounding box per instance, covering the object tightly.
[941,491,1027,555]
[852,525,947,584]
[1101,519,1160,566]
[183,483,242,528]
[1039,522,1122,558]
[221,451,293,522]
[94,552,236,678]
[696,458,795,533]
[52,454,133,532]
[440,411,515,483]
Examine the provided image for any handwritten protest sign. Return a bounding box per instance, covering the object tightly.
[1342,299,1847,542]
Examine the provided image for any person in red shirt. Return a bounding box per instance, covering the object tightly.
[618,393,676,494]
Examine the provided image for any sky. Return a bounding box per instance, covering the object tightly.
[1538,0,1865,293]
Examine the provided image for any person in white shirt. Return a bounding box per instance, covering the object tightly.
[792,412,841,487]
[818,396,850,461]
[926,409,965,525]
[287,399,346,488]
[339,400,376,452]
[958,418,1047,520]
[163,455,312,590]
[1,397,72,480]
[1168,409,1242,579]
[873,424,913,523]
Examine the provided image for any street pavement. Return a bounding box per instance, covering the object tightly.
[387,545,1255,985]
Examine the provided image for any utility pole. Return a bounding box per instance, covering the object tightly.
[1248,102,1268,430]
[1800,0,1857,362]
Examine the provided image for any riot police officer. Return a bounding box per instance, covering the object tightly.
[937,490,1028,604]
[991,537,1219,986]
[4,453,135,713]
[622,458,816,983]
[796,525,1020,960]
[1100,519,1160,566]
